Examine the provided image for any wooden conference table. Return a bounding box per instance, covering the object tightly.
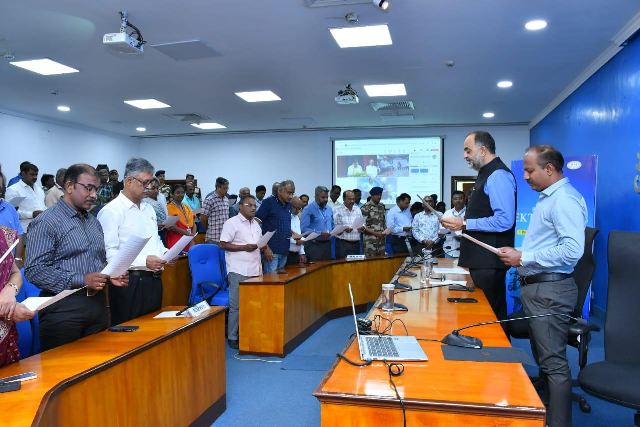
[313,258,546,426]
[0,307,226,427]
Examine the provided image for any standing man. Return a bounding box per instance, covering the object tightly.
[45,168,66,208]
[255,185,267,210]
[441,191,466,257]
[183,182,201,230]
[219,194,264,350]
[230,187,250,218]
[327,185,342,210]
[256,180,295,272]
[8,161,30,187]
[109,169,119,187]
[301,186,334,261]
[386,193,413,254]
[156,170,171,201]
[97,169,113,204]
[98,158,170,325]
[412,195,440,252]
[498,145,586,427]
[185,174,202,200]
[287,197,307,266]
[353,189,363,208]
[26,164,128,351]
[361,186,386,257]
[200,177,230,243]
[333,190,363,258]
[6,162,46,236]
[440,131,516,323]
[0,174,24,268]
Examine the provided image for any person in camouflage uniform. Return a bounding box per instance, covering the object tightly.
[155,170,172,201]
[361,186,387,257]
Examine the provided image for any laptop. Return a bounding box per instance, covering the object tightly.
[348,283,428,362]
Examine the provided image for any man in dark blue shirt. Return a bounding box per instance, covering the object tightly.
[256,180,295,272]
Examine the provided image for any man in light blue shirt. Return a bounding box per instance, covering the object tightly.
[301,185,334,261]
[386,193,413,254]
[498,145,587,427]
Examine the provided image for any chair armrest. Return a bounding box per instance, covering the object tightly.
[199,281,221,290]
[569,322,601,336]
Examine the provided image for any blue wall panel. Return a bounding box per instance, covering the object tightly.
[531,37,640,311]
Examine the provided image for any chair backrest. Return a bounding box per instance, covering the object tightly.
[15,269,42,357]
[572,226,599,318]
[605,231,640,362]
[188,244,225,304]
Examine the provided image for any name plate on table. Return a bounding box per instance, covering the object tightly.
[185,301,210,317]
[346,254,366,261]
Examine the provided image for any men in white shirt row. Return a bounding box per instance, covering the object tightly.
[6,162,46,236]
[440,191,467,257]
[411,195,440,252]
[333,190,364,258]
[287,197,307,266]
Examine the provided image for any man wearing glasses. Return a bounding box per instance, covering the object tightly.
[219,194,265,349]
[98,158,171,325]
[25,164,129,351]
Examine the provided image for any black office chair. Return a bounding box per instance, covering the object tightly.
[578,231,640,426]
[506,226,600,413]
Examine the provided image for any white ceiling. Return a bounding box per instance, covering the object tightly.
[1,0,639,137]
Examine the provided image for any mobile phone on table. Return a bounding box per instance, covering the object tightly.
[0,371,37,384]
[108,325,139,332]
[447,297,477,303]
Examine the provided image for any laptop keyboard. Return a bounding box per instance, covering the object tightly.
[364,336,399,358]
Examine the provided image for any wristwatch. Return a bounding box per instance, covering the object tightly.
[7,282,19,295]
[461,219,467,231]
[14,257,23,262]
[518,254,524,267]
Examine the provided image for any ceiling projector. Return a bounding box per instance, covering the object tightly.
[335,84,359,105]
[103,11,145,54]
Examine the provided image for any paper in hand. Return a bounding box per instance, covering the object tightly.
[22,288,85,311]
[382,226,395,236]
[301,232,319,242]
[417,194,443,218]
[351,216,365,230]
[460,233,500,254]
[257,230,276,249]
[192,208,202,215]
[162,234,196,262]
[101,235,152,277]
[162,216,180,227]
[330,225,347,236]
[7,196,25,208]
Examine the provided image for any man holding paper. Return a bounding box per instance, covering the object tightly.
[412,195,440,252]
[219,194,264,349]
[440,131,516,323]
[361,186,387,257]
[333,190,364,259]
[386,193,414,254]
[301,186,334,262]
[256,180,295,272]
[25,164,129,351]
[98,158,171,325]
[287,197,307,266]
[497,145,586,427]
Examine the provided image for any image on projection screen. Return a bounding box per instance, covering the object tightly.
[333,137,443,206]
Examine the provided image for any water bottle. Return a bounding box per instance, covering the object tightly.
[381,283,395,314]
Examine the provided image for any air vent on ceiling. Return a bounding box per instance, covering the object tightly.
[151,40,221,61]
[164,113,210,123]
[380,114,414,123]
[305,0,370,7]
[370,101,415,112]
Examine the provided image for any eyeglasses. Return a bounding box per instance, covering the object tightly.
[75,182,98,194]
[129,176,153,188]
[241,203,257,208]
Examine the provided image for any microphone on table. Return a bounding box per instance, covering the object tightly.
[441,313,587,349]
[392,245,458,291]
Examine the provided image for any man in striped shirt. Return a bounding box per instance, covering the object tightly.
[25,164,128,351]
[201,177,230,243]
[333,190,364,259]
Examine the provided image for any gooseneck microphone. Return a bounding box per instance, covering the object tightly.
[442,313,587,349]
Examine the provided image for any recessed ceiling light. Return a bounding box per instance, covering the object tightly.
[329,24,392,48]
[497,81,513,88]
[124,99,171,109]
[363,84,406,97]
[136,127,146,132]
[57,106,70,112]
[525,20,547,31]
[235,91,281,103]
[10,58,79,75]
[483,112,495,118]
[191,122,227,130]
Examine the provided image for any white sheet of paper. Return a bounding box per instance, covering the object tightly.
[301,231,312,237]
[154,311,186,318]
[192,208,202,215]
[301,232,319,242]
[382,226,395,236]
[101,235,152,277]
[330,225,347,236]
[440,280,469,285]
[0,239,20,264]
[432,267,470,275]
[351,216,365,230]
[22,287,85,311]
[7,196,25,208]
[460,233,500,254]
[257,230,276,249]
[417,194,443,218]
[162,234,196,262]
[291,231,303,240]
[162,216,180,227]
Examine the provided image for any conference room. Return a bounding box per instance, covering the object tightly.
[1,1,639,426]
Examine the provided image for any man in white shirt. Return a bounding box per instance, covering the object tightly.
[287,197,307,266]
[6,162,46,235]
[347,161,363,176]
[97,158,172,325]
[366,159,378,178]
[44,168,66,208]
[412,195,440,252]
[327,185,343,210]
[333,191,364,259]
[440,191,467,257]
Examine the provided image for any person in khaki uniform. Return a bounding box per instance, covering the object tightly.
[361,186,387,257]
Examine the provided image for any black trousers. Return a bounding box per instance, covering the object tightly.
[335,239,360,259]
[304,240,332,261]
[39,291,108,352]
[390,235,416,255]
[469,268,508,323]
[109,272,163,326]
[286,251,300,266]
[521,277,577,427]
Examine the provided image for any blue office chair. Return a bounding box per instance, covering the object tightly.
[188,244,229,306]
[15,268,42,357]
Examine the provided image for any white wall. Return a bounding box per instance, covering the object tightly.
[0,111,135,181]
[140,125,530,205]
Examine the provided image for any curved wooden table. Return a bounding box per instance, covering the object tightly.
[313,259,546,426]
[239,255,405,357]
[0,307,226,427]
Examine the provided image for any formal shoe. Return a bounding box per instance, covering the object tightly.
[228,339,239,349]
